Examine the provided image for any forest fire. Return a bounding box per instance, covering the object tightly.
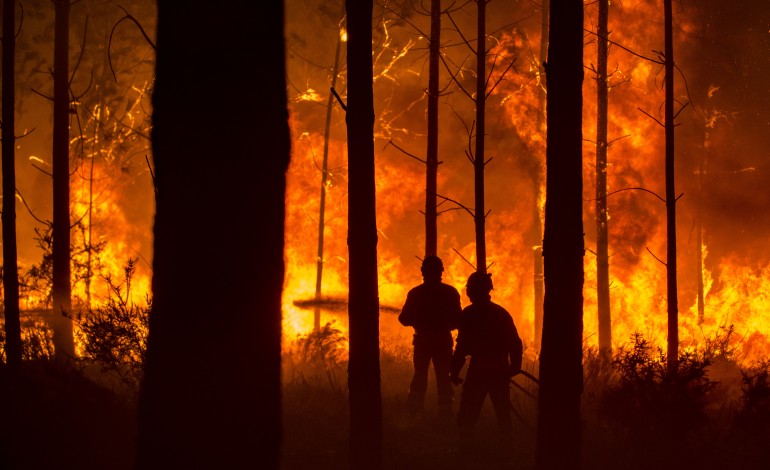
[2,1,769,469]
[283,0,770,363]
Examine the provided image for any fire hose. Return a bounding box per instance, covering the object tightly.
[510,370,539,430]
[511,370,539,401]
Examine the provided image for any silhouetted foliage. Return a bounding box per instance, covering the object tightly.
[69,259,149,393]
[19,224,106,308]
[599,333,716,431]
[0,318,55,362]
[736,360,770,429]
[288,321,348,394]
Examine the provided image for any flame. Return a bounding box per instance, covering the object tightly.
[280,0,770,363]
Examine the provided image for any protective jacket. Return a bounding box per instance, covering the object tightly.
[398,282,462,338]
[450,299,523,374]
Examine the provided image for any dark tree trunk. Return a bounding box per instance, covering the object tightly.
[595,0,612,356]
[345,0,382,468]
[535,0,584,468]
[135,3,289,468]
[425,0,440,257]
[664,0,679,374]
[52,0,75,360]
[533,0,548,351]
[315,7,345,331]
[2,0,22,369]
[474,0,487,273]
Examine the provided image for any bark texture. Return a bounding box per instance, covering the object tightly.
[535,0,585,468]
[346,0,383,467]
[135,3,289,468]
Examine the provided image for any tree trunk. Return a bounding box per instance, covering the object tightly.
[315,8,345,331]
[52,0,75,360]
[345,0,382,468]
[2,0,22,369]
[696,153,704,326]
[535,0,584,468]
[595,0,612,357]
[425,0,440,258]
[664,0,679,374]
[533,0,548,352]
[135,4,288,468]
[474,0,487,273]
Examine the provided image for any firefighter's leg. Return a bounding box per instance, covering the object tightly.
[457,372,486,437]
[433,338,454,418]
[407,338,431,415]
[489,374,513,434]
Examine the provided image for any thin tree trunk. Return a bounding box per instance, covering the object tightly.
[474,0,487,273]
[345,0,382,467]
[52,0,75,360]
[425,0,440,257]
[664,0,679,374]
[596,0,612,356]
[535,0,584,468]
[533,0,548,352]
[135,3,288,467]
[696,153,704,325]
[2,0,22,369]
[315,8,345,331]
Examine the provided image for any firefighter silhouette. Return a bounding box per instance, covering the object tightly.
[398,255,462,417]
[449,271,523,438]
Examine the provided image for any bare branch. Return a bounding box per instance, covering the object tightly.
[384,140,427,164]
[16,190,50,226]
[438,53,474,101]
[608,134,631,146]
[637,107,665,127]
[584,28,664,65]
[109,5,157,81]
[445,10,476,55]
[69,15,89,86]
[434,192,475,218]
[30,88,53,102]
[486,57,517,98]
[588,186,667,204]
[330,87,347,111]
[646,246,667,267]
[453,248,477,271]
[145,155,156,198]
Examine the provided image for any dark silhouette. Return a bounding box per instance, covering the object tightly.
[535,0,585,467]
[346,0,383,467]
[663,0,680,375]
[3,0,22,369]
[449,271,523,442]
[135,2,289,468]
[52,0,76,360]
[398,255,462,418]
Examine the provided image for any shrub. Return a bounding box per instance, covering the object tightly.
[70,259,149,394]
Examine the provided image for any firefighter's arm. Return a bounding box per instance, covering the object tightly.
[508,319,524,376]
[398,291,416,327]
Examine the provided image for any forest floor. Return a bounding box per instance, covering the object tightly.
[1,330,769,470]
[281,327,770,470]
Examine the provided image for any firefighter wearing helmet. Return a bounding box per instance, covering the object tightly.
[398,255,462,418]
[449,271,523,442]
